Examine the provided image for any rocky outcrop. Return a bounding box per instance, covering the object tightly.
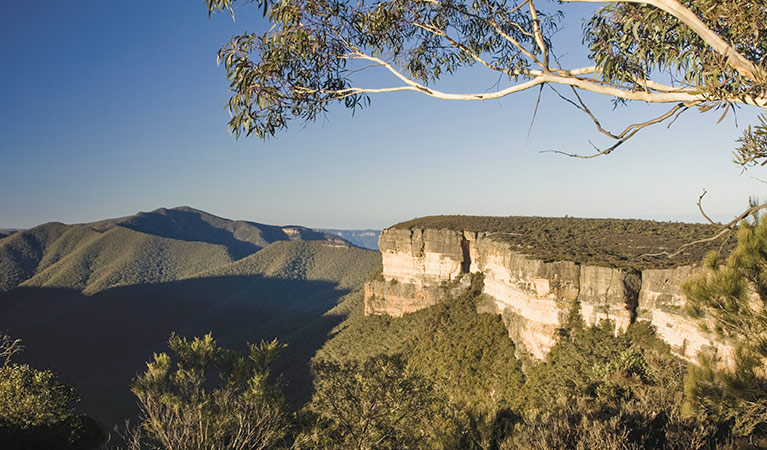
[366,227,733,362]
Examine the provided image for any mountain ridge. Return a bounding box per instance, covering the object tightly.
[0,206,353,293]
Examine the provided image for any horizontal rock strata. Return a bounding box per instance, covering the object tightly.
[365,227,732,362]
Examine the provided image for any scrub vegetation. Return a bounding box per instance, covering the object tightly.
[393,215,733,270]
[0,333,103,450]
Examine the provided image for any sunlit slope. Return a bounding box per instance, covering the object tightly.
[22,227,236,294]
[0,206,349,293]
[196,240,380,290]
[0,222,72,291]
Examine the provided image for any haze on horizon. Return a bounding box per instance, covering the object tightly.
[1,1,764,230]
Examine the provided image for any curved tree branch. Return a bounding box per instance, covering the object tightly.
[319,49,761,105]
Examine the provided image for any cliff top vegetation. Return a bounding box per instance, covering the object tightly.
[391,215,733,270]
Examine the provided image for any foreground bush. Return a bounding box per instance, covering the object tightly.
[0,333,103,450]
[121,333,292,450]
[302,353,445,450]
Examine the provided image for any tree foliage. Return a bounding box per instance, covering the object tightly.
[684,214,767,438]
[0,332,103,450]
[303,353,443,450]
[403,274,524,416]
[317,273,525,415]
[0,364,79,429]
[508,312,722,449]
[124,333,291,450]
[584,1,765,100]
[206,0,765,167]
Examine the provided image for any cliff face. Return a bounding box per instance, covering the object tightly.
[365,227,731,362]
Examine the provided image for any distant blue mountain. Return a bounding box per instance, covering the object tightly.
[321,229,381,250]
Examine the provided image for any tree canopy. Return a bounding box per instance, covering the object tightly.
[206,0,765,166]
[683,214,767,437]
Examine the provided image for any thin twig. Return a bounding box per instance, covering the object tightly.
[528,84,545,141]
[0,332,23,367]
[697,189,716,225]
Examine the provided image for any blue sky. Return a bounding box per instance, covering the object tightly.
[1,1,763,229]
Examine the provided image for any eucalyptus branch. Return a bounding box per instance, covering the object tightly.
[212,0,767,141]
[319,48,729,104]
[562,0,764,81]
[411,22,510,74]
[526,0,549,69]
[344,51,547,100]
[485,17,541,66]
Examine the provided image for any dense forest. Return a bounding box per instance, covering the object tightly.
[1,274,763,449]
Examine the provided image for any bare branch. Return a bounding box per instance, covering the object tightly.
[540,96,692,158]
[528,84,545,140]
[643,202,767,259]
[0,332,23,367]
[551,66,598,76]
[697,189,716,225]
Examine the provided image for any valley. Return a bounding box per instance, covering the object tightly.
[0,207,381,426]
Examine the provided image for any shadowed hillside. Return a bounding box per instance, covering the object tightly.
[0,208,381,428]
[0,244,380,426]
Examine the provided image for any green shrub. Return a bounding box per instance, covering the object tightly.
[0,333,103,450]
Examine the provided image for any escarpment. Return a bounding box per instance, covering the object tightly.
[364,217,734,362]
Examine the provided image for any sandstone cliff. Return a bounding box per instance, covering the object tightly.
[365,224,733,362]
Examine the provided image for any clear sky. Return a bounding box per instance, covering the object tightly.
[1,1,764,230]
